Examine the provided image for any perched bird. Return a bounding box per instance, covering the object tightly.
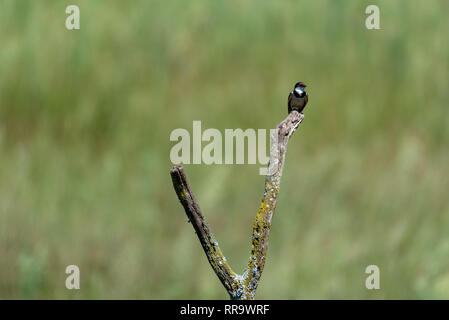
[288,82,308,114]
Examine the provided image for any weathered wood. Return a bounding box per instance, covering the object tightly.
[170,110,304,299]
[170,165,237,295]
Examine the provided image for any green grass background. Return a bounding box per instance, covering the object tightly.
[1,0,448,299]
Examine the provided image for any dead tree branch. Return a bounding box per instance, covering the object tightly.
[170,110,304,299]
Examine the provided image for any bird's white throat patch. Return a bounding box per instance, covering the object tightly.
[294,87,304,95]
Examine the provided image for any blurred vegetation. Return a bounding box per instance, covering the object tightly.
[0,0,449,299]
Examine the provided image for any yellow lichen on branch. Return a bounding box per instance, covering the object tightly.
[170,166,237,294]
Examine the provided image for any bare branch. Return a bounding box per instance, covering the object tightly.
[170,165,238,296]
[240,111,304,299]
[170,110,304,299]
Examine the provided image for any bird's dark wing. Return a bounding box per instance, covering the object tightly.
[287,92,293,113]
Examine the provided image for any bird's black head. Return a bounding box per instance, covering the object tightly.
[294,82,307,89]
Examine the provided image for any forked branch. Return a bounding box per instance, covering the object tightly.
[170,110,304,299]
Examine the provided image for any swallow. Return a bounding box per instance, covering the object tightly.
[288,82,308,114]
